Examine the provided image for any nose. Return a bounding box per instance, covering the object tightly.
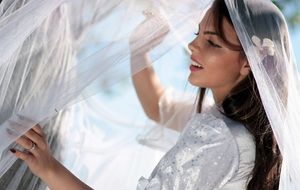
[188,42,193,52]
[188,39,197,53]
[188,40,196,54]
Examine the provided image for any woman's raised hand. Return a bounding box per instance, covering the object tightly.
[10,124,57,180]
[129,10,168,123]
[129,9,170,55]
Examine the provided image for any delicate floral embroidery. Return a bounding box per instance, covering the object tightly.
[251,35,275,60]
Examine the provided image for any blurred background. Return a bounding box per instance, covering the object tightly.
[273,0,300,62]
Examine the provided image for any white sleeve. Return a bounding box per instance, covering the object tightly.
[158,88,197,132]
[137,113,239,190]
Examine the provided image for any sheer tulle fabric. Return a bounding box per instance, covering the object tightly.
[0,0,299,189]
[0,0,211,189]
[0,0,209,152]
[225,1,300,189]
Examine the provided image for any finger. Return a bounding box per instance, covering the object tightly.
[24,130,45,149]
[15,135,35,150]
[32,124,44,137]
[142,10,155,18]
[10,148,34,163]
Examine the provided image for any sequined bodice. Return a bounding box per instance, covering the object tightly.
[137,112,255,190]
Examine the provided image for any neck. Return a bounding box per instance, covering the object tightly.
[211,87,232,106]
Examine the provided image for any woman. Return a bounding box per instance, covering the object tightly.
[10,0,293,189]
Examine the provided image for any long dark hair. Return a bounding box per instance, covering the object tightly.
[197,0,284,189]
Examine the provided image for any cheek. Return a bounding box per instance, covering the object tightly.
[209,61,241,85]
[211,54,241,75]
[189,52,242,88]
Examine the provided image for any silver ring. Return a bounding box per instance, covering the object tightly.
[28,141,36,151]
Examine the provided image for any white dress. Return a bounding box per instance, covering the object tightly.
[136,88,256,190]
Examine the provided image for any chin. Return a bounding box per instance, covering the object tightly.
[188,77,205,88]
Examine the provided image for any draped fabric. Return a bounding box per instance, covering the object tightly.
[0,1,75,189]
[0,0,299,189]
[0,0,207,152]
[0,0,205,189]
[225,1,300,188]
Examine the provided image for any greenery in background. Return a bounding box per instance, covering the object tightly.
[273,0,300,28]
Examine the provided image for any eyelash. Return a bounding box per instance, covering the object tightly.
[207,40,221,48]
[194,30,221,48]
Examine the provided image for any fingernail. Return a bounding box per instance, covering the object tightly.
[10,149,16,153]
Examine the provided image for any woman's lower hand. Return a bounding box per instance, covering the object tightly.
[11,125,93,190]
[11,124,58,180]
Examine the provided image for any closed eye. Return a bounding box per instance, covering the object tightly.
[207,40,222,48]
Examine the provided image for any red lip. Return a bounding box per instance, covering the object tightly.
[190,65,204,72]
[190,56,204,68]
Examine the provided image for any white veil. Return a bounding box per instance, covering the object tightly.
[0,0,299,189]
[0,0,209,189]
[225,0,300,189]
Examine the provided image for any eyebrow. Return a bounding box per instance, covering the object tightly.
[204,31,219,35]
[198,24,219,36]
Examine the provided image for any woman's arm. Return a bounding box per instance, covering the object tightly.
[130,12,169,122]
[39,159,92,190]
[131,53,164,122]
[11,125,93,190]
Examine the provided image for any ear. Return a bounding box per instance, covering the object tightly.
[240,60,251,76]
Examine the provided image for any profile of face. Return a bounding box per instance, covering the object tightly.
[188,9,251,101]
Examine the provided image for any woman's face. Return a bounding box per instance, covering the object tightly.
[188,10,250,101]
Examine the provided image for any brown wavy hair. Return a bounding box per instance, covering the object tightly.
[197,0,285,189]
